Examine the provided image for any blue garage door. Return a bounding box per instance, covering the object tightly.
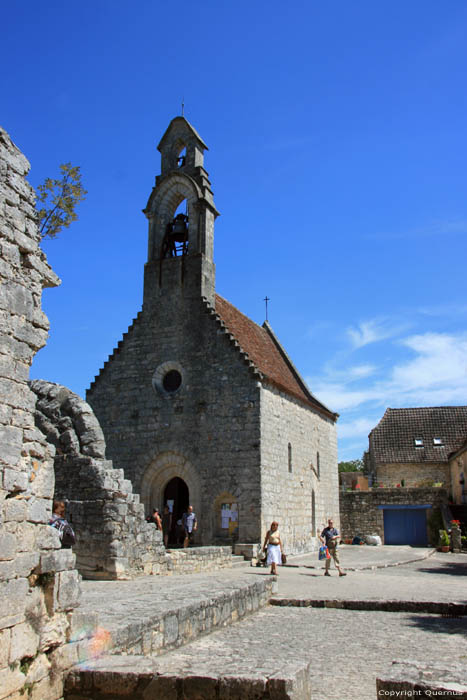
[383,508,428,545]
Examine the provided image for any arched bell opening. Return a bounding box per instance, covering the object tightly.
[161,196,189,259]
[177,146,186,168]
[163,476,189,546]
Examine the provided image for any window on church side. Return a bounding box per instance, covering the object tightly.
[311,489,316,535]
[288,443,292,473]
[316,451,320,479]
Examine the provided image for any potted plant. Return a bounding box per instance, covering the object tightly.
[439,530,450,552]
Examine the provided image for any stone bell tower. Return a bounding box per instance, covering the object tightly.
[143,117,220,308]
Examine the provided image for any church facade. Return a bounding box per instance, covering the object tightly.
[87,117,339,553]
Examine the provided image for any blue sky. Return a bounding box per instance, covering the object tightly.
[3,1,467,461]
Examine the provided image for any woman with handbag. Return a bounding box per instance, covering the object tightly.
[262,521,283,575]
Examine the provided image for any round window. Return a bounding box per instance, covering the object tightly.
[152,361,184,396]
[163,369,182,393]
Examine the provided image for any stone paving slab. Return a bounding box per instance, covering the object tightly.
[286,544,435,570]
[258,551,467,605]
[78,572,273,656]
[377,660,467,699]
[66,605,467,700]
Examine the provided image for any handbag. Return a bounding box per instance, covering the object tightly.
[281,553,287,565]
[318,546,328,561]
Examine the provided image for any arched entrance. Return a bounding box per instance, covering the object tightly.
[164,476,189,545]
[140,451,202,544]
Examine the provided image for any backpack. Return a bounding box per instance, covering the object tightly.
[50,518,76,548]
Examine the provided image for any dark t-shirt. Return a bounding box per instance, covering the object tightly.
[321,526,339,545]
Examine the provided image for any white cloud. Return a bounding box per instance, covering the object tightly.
[347,319,408,349]
[315,331,467,414]
[349,364,376,379]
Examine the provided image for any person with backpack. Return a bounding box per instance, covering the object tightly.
[49,500,76,549]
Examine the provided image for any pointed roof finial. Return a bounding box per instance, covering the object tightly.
[264,296,270,322]
[181,97,185,117]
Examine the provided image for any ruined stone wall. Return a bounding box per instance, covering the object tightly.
[87,279,262,545]
[339,487,448,542]
[376,461,449,488]
[30,380,168,580]
[0,127,79,700]
[260,385,339,554]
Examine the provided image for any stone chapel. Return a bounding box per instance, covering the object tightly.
[86,117,339,553]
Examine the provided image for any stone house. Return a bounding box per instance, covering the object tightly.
[366,406,467,493]
[340,406,467,545]
[87,116,339,554]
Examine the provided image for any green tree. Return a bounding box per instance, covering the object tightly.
[338,459,364,473]
[37,163,87,239]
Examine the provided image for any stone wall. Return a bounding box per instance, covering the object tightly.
[30,380,167,580]
[449,447,467,505]
[375,461,449,488]
[339,487,448,542]
[30,380,236,580]
[0,127,80,700]
[87,290,263,546]
[260,384,339,554]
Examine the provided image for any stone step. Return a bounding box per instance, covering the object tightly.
[76,573,273,658]
[65,608,311,699]
[230,554,250,568]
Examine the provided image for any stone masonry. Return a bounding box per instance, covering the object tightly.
[339,487,448,543]
[0,126,80,700]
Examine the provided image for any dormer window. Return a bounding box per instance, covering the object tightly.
[433,437,444,446]
[414,438,424,447]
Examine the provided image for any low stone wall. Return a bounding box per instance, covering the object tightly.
[165,546,233,574]
[339,487,448,542]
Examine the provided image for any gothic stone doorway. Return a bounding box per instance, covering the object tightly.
[164,476,189,546]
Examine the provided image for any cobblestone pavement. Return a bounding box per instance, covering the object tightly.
[288,544,435,570]
[144,605,466,700]
[77,548,467,698]
[267,551,467,604]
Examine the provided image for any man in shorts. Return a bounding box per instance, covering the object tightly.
[320,518,346,577]
[182,505,197,548]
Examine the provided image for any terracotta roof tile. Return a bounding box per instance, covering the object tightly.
[214,294,335,419]
[370,406,467,464]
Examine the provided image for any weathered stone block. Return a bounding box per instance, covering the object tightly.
[0,664,25,700]
[37,549,75,574]
[0,532,16,560]
[56,570,81,611]
[27,497,50,523]
[9,621,40,663]
[3,467,29,493]
[13,551,40,578]
[0,627,10,667]
[39,612,68,652]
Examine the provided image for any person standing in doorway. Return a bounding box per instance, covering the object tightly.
[320,518,346,577]
[182,505,197,547]
[161,505,172,547]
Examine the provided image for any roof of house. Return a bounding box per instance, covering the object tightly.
[214,294,337,420]
[369,406,467,464]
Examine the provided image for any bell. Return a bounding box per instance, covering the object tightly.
[172,213,188,242]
